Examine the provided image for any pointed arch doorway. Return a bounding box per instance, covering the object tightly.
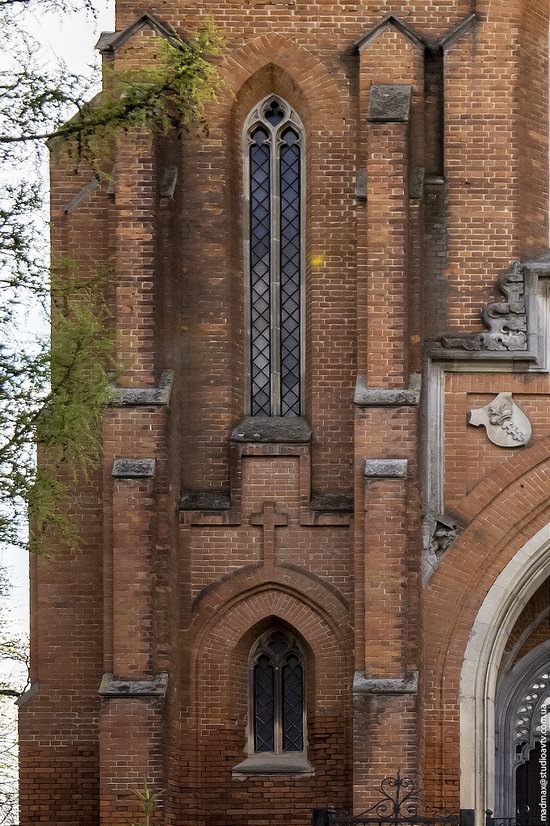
[459,524,550,825]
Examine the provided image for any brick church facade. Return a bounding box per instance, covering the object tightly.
[18,1,550,824]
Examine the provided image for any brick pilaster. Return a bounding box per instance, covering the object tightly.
[114,127,157,387]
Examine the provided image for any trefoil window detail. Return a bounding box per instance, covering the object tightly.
[250,629,305,754]
[245,96,304,417]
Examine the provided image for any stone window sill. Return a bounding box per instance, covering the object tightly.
[232,753,314,777]
[230,416,312,444]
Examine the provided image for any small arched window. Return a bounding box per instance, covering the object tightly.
[244,96,304,417]
[250,629,305,754]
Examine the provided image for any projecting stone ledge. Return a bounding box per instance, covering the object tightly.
[231,416,312,444]
[98,672,168,698]
[112,458,156,479]
[310,493,354,512]
[180,490,231,511]
[364,459,408,479]
[353,671,418,695]
[354,374,421,406]
[110,371,173,407]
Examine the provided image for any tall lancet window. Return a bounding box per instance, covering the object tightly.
[245,96,304,417]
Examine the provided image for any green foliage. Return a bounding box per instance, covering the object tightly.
[57,21,224,167]
[1,265,115,554]
[129,779,163,826]
[0,9,223,555]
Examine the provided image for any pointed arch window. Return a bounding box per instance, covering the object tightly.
[249,629,305,754]
[244,96,304,417]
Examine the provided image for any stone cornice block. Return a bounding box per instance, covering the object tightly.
[364,459,408,479]
[112,458,156,479]
[98,672,168,698]
[368,84,412,123]
[110,370,173,407]
[353,670,418,695]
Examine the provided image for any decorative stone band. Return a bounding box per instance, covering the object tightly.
[437,261,527,352]
[98,672,168,699]
[110,370,173,407]
[430,257,550,360]
[112,458,156,479]
[364,459,408,479]
[353,670,418,695]
[354,374,421,407]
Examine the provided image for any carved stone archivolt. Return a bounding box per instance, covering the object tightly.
[440,261,527,352]
[469,392,532,447]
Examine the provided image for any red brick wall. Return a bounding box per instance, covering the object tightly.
[20,0,550,824]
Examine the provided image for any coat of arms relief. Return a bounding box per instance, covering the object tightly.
[468,392,532,447]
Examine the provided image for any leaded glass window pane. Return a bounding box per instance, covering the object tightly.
[279,128,301,416]
[249,127,272,416]
[282,654,304,751]
[245,98,304,417]
[253,654,275,752]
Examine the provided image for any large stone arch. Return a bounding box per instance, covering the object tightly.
[421,445,550,811]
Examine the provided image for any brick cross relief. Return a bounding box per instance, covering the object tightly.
[250,501,288,569]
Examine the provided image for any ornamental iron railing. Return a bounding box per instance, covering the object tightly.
[312,771,459,826]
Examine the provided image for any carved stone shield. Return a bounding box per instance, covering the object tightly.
[468,392,532,447]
